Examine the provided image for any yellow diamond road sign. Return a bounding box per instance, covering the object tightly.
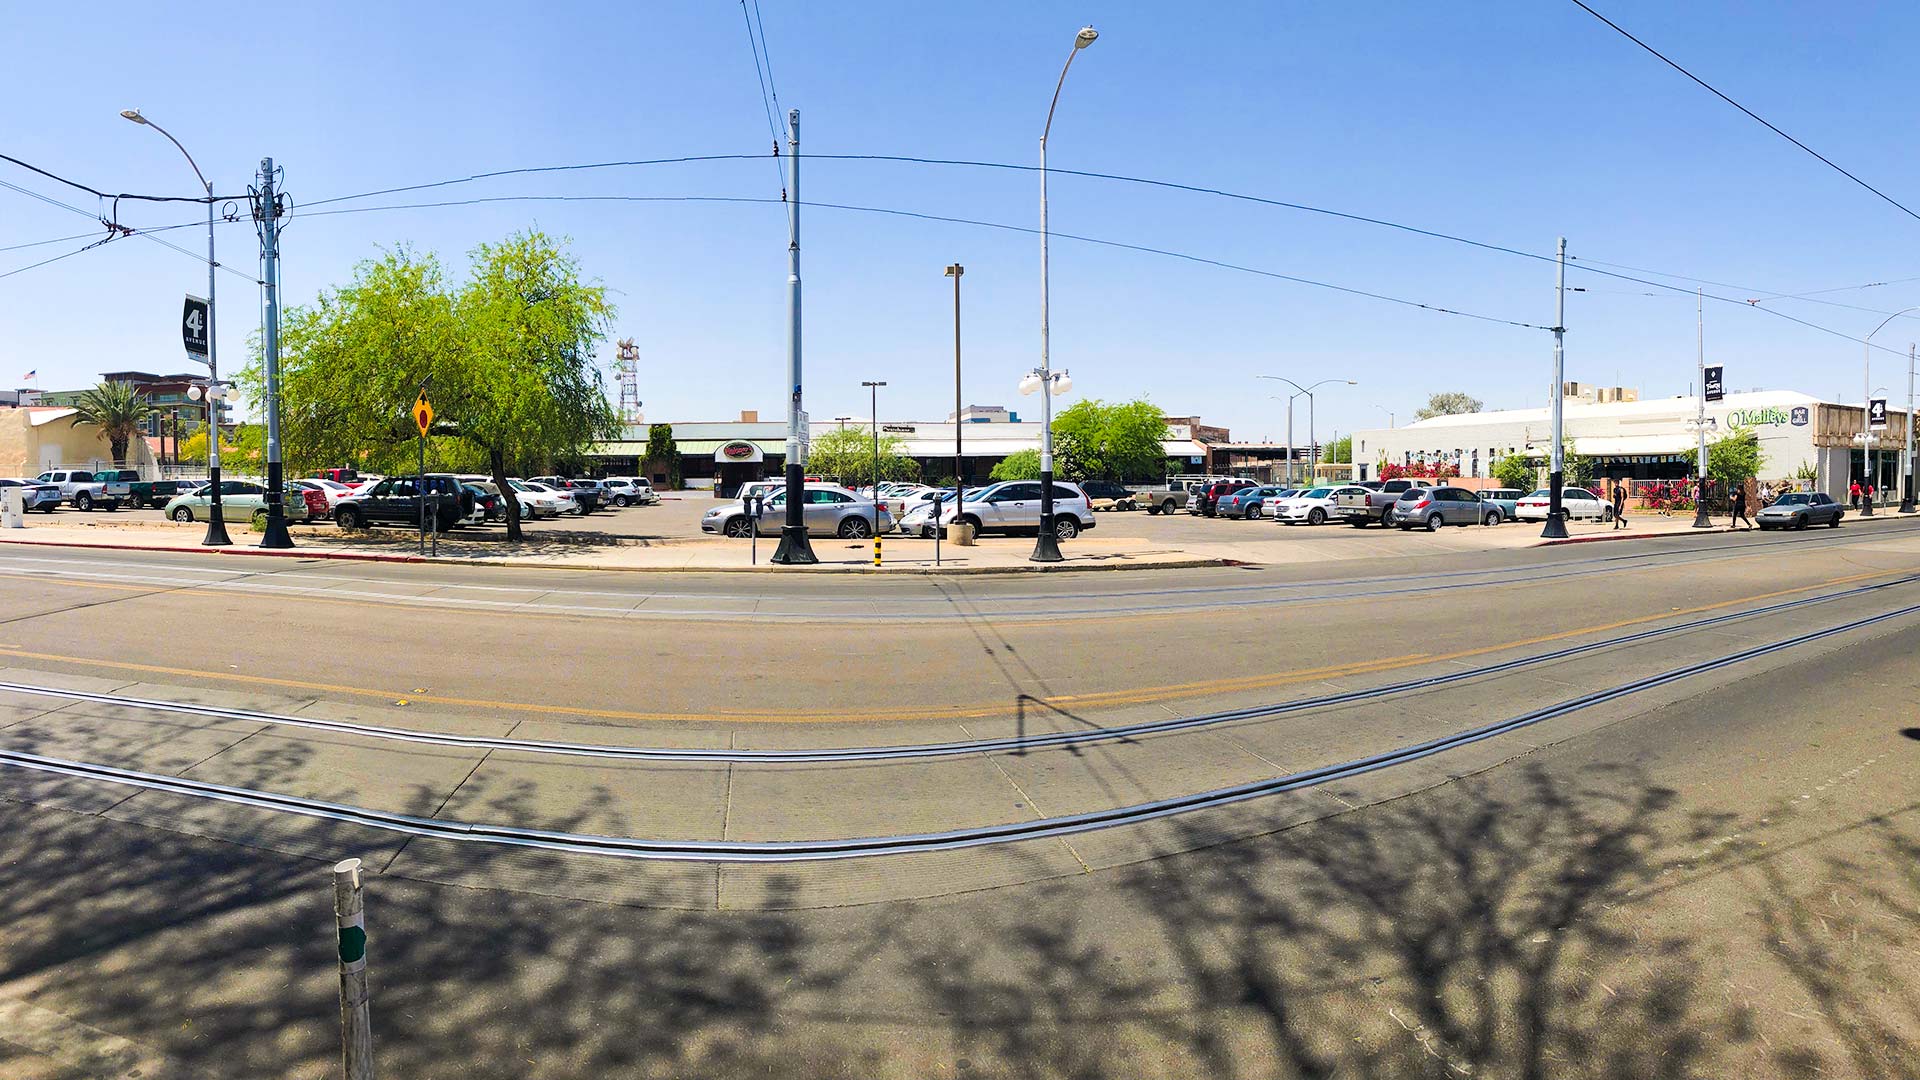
[413,396,434,435]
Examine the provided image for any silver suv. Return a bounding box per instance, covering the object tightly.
[902,480,1097,541]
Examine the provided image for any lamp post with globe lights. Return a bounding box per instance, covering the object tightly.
[184,381,231,545]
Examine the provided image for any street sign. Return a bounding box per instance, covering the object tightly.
[412,395,434,435]
[1869,397,1888,431]
[182,295,210,358]
[1703,365,1723,402]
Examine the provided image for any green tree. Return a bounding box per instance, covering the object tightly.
[805,426,918,486]
[1322,434,1352,464]
[1049,399,1170,481]
[645,423,680,488]
[1493,452,1536,490]
[68,382,153,465]
[258,232,618,542]
[1413,391,1484,421]
[1685,425,1761,492]
[989,449,1041,482]
[1559,437,1598,489]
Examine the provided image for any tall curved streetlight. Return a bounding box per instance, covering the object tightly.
[1861,307,1920,516]
[1029,24,1099,563]
[120,108,230,545]
[1258,375,1356,485]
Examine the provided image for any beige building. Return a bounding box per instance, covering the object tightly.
[1,406,161,478]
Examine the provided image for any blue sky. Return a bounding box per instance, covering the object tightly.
[6,1,1920,444]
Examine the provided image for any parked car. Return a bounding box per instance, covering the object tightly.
[1475,488,1522,522]
[529,477,603,513]
[1136,475,1216,515]
[1271,485,1365,526]
[900,480,1098,541]
[517,480,581,515]
[1393,486,1503,530]
[1514,487,1611,522]
[163,480,311,524]
[1217,485,1286,520]
[89,469,192,509]
[286,481,333,522]
[1195,478,1259,517]
[36,468,120,512]
[598,477,655,507]
[1756,491,1845,530]
[702,483,892,539]
[1077,481,1137,511]
[0,478,63,511]
[332,474,473,531]
[501,479,567,519]
[1335,478,1429,527]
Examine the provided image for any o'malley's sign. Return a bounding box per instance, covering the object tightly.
[1724,406,1809,429]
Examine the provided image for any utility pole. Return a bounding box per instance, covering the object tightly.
[1903,342,1916,513]
[254,157,293,548]
[864,380,886,566]
[1692,288,1712,528]
[1542,237,1569,539]
[772,110,816,564]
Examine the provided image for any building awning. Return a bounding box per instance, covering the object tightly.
[1571,434,1697,457]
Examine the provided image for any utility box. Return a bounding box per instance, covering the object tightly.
[1,487,24,528]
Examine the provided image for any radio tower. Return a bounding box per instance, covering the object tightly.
[613,338,642,425]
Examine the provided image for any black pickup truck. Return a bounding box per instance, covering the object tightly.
[331,474,473,531]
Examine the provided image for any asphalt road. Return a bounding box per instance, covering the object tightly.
[0,521,1916,1077]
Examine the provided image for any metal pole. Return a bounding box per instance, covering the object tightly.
[946,263,965,563]
[332,858,375,1080]
[1542,237,1569,538]
[256,157,293,548]
[1863,330,1875,516]
[417,433,426,555]
[1692,288,1712,528]
[864,380,885,565]
[1902,342,1916,513]
[772,109,817,564]
[1285,398,1294,487]
[1307,392,1317,484]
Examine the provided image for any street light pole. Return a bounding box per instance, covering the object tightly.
[1903,342,1916,513]
[1259,376,1356,487]
[255,157,293,549]
[863,381,886,543]
[772,108,818,564]
[946,262,965,562]
[1860,307,1920,517]
[121,108,230,545]
[1033,24,1099,564]
[1692,288,1712,528]
[1542,237,1569,539]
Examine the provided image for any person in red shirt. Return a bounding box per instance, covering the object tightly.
[1849,480,1863,509]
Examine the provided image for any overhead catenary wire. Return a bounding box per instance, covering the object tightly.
[0,151,228,204]
[0,176,260,285]
[1567,0,1920,225]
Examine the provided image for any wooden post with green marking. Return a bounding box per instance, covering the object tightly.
[333,858,376,1080]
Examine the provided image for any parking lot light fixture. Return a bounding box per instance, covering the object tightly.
[1259,376,1355,486]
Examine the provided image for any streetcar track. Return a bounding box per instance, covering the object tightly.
[1,600,1910,861]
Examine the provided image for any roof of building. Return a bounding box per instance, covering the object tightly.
[1399,389,1820,430]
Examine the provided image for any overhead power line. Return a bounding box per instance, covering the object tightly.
[1567,0,1920,224]
[0,176,258,284]
[0,151,225,204]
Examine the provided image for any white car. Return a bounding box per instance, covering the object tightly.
[599,477,657,507]
[1270,485,1365,526]
[900,480,1097,541]
[0,478,63,511]
[300,477,356,509]
[1513,487,1612,522]
[507,479,573,518]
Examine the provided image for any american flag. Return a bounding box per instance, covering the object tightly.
[21,370,34,380]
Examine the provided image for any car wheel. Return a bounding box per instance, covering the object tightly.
[335,506,362,530]
[1245,504,1261,520]
[75,492,92,511]
[1827,514,1841,527]
[1425,512,1443,532]
[1794,513,1808,530]
[170,506,194,523]
[722,516,755,538]
[959,514,985,536]
[1145,504,1160,516]
[1307,508,1326,525]
[1054,517,1081,540]
[1484,510,1501,526]
[1118,500,1134,511]
[1349,519,1369,528]
[1161,499,1177,515]
[838,516,873,539]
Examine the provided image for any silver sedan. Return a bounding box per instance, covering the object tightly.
[702,484,894,538]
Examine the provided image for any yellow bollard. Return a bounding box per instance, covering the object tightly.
[873,536,882,567]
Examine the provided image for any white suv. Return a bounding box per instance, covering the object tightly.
[901,480,1096,541]
[600,477,658,506]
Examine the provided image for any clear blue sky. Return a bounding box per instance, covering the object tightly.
[6,1,1920,444]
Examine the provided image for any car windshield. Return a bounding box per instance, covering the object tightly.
[963,488,991,502]
[1397,489,1428,501]
[1772,493,1811,505]
[1526,489,1550,498]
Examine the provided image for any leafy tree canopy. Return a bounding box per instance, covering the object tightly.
[68,381,153,465]
[1321,434,1352,464]
[1048,398,1170,481]
[1413,391,1484,421]
[1493,452,1536,491]
[989,449,1042,482]
[806,426,919,487]
[1685,425,1761,491]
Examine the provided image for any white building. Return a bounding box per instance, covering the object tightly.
[1350,390,1912,497]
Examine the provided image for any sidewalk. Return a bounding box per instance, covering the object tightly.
[0,518,1228,574]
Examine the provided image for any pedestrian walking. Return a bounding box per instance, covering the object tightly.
[1729,484,1752,530]
[1611,481,1628,529]
[1760,481,1774,506]
[1849,480,1862,509]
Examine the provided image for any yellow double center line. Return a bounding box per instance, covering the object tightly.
[0,568,1903,724]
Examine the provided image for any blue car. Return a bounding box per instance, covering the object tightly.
[1475,488,1522,523]
[1220,485,1294,520]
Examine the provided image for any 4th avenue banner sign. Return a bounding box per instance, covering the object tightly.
[182,295,210,358]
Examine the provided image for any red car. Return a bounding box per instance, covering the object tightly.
[1195,479,1258,517]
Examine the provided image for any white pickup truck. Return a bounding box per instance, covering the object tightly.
[35,468,122,512]
[1334,478,1431,527]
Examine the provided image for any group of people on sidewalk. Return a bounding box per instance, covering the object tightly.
[1607,479,1755,531]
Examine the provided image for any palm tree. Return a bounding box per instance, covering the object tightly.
[69,381,154,465]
